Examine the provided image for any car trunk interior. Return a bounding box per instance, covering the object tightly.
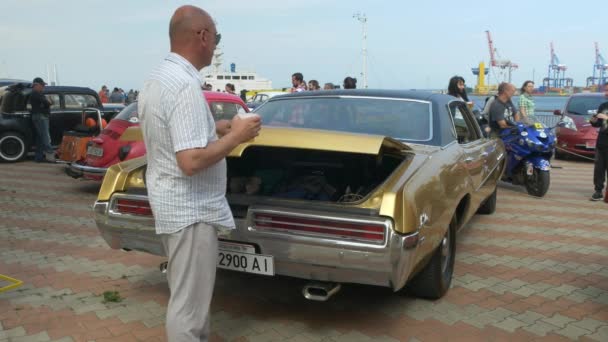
[226,146,407,213]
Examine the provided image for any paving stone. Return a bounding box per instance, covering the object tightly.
[556,324,592,340]
[10,332,51,342]
[514,311,546,325]
[572,318,605,332]
[588,326,608,342]
[542,314,577,328]
[522,321,560,336]
[492,317,529,333]
[0,327,26,339]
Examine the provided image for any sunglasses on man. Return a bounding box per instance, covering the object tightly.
[197,29,221,45]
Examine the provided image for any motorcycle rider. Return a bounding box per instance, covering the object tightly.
[488,82,520,138]
[589,101,608,201]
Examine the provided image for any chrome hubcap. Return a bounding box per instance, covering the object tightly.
[440,230,450,273]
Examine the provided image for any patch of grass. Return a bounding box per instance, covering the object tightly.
[102,291,122,303]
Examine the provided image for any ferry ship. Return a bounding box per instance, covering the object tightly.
[200,49,273,92]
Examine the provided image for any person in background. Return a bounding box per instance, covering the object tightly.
[589,101,608,201]
[308,80,320,91]
[109,87,124,104]
[225,83,236,95]
[127,89,136,104]
[447,76,470,102]
[488,82,520,137]
[98,85,109,103]
[323,82,335,90]
[29,77,56,162]
[343,76,357,89]
[518,80,536,123]
[139,5,261,341]
[290,72,306,92]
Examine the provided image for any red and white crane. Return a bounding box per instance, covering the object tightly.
[485,30,518,83]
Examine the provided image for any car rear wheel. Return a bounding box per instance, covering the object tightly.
[0,132,28,162]
[407,215,456,299]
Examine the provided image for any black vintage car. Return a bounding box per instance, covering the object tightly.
[0,83,122,162]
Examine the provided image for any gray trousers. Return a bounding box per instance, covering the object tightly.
[161,222,218,342]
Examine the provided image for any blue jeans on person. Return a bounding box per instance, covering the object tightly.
[31,113,53,161]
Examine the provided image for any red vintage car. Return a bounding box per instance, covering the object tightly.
[555,93,608,159]
[67,91,249,180]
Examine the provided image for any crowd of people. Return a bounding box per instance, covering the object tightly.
[289,73,357,92]
[98,85,138,104]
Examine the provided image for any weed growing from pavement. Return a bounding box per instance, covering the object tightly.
[102,290,123,303]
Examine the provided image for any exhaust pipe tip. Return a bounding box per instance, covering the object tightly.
[302,282,341,301]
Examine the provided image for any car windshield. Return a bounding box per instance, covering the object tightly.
[256,96,433,142]
[114,102,138,122]
[566,96,608,116]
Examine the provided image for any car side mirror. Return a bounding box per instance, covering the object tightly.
[553,109,562,116]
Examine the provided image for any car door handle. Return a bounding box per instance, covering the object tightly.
[465,157,475,163]
[481,152,489,157]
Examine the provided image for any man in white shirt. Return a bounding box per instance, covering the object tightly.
[139,5,261,341]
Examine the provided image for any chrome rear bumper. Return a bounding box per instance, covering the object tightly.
[93,200,422,291]
[68,163,108,179]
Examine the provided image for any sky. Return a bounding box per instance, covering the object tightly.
[1,0,606,92]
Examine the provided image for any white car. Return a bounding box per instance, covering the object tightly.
[247,91,286,111]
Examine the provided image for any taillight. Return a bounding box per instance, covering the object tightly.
[253,213,385,242]
[114,198,152,216]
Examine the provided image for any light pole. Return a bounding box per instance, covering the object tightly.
[353,12,368,88]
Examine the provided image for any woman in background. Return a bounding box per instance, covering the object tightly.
[518,80,536,123]
[447,76,470,102]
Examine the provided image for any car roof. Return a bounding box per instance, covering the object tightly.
[274,89,439,101]
[262,89,459,147]
[203,91,246,104]
[569,92,608,98]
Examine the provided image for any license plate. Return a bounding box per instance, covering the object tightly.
[526,163,534,175]
[218,241,274,276]
[87,146,103,157]
[586,141,596,149]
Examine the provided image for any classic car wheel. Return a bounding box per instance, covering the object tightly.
[408,216,456,299]
[0,132,28,162]
[477,187,497,215]
[525,169,550,197]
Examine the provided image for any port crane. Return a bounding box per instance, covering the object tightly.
[586,42,608,88]
[485,30,518,83]
[543,42,572,90]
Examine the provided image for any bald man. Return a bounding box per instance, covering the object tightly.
[139,5,261,341]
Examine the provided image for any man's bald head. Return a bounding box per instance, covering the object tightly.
[168,5,218,70]
[169,5,212,46]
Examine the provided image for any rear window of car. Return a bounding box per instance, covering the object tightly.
[256,96,433,142]
[209,101,248,120]
[114,102,138,122]
[566,96,608,116]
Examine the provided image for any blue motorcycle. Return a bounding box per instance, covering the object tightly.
[499,120,557,197]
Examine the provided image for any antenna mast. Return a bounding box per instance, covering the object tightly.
[353,12,368,88]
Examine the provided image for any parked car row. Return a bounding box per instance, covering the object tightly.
[67,91,250,180]
[0,82,123,162]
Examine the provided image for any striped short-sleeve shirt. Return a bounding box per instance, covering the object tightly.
[139,53,235,235]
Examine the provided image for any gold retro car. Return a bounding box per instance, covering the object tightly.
[94,90,505,301]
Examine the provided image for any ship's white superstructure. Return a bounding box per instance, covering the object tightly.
[200,49,272,92]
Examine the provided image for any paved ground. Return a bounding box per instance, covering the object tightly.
[0,159,607,342]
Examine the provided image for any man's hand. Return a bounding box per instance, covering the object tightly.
[215,119,231,136]
[228,115,261,143]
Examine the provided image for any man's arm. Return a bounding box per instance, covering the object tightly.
[497,119,511,129]
[176,116,260,176]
